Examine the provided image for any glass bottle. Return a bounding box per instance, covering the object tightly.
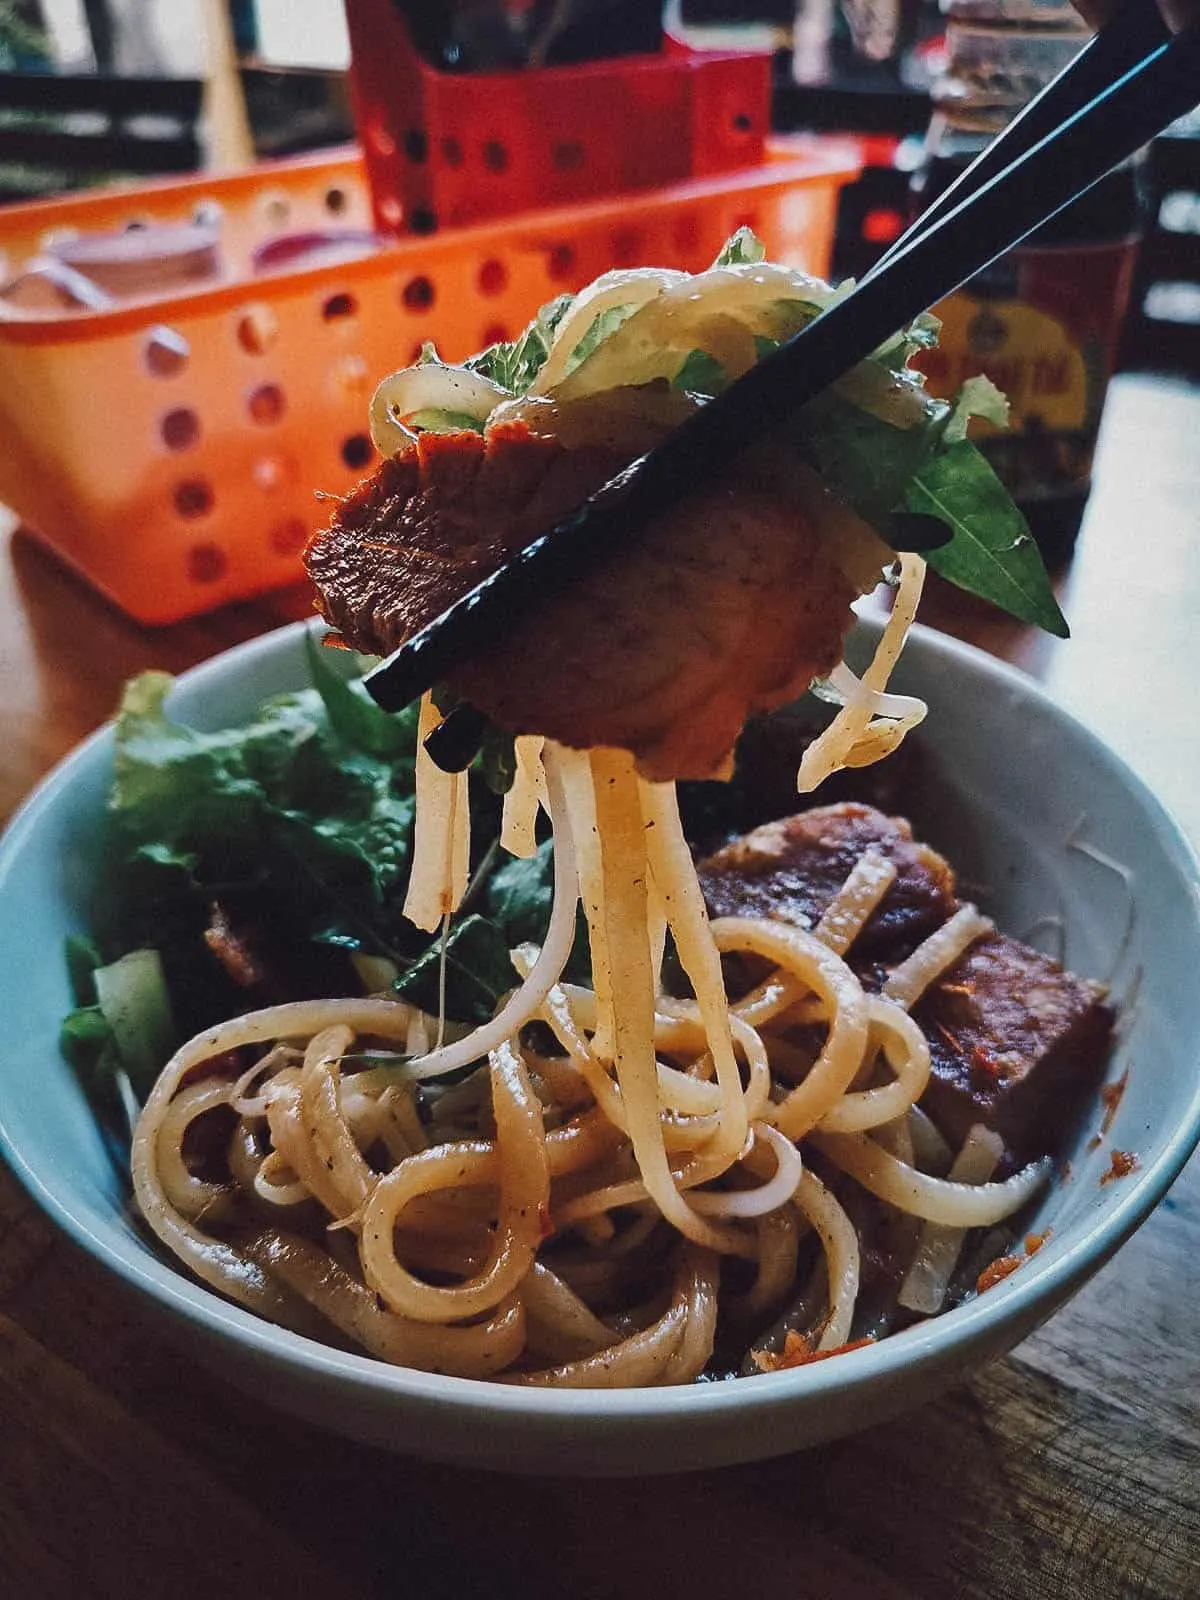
[911,0,1145,566]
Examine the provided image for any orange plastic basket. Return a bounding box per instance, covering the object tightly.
[0,139,859,624]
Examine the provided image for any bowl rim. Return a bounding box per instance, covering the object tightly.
[2,616,1199,1425]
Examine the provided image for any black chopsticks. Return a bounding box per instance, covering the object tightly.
[365,8,1200,714]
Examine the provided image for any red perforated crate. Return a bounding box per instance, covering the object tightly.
[344,0,772,234]
[0,139,859,624]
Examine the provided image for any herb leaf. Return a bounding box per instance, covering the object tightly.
[789,388,941,525]
[304,630,414,760]
[714,227,766,267]
[465,294,574,395]
[908,441,1069,636]
[564,303,641,377]
[673,348,727,399]
[392,915,517,1024]
[484,840,555,947]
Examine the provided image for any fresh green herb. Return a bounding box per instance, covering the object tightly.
[908,443,1069,636]
[65,932,103,1006]
[478,722,518,796]
[60,1004,118,1084]
[404,408,488,435]
[482,840,591,982]
[303,630,413,761]
[788,386,944,526]
[564,304,640,378]
[392,914,517,1025]
[465,294,574,395]
[714,227,766,267]
[483,840,556,947]
[672,348,727,399]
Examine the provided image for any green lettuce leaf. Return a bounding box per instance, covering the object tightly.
[99,659,430,1029]
[944,373,1010,445]
[74,641,531,1075]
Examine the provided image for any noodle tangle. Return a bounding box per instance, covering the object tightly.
[133,723,1049,1385]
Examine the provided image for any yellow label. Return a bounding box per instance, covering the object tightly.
[924,293,1090,435]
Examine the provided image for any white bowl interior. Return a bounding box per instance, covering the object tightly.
[1,618,1198,1475]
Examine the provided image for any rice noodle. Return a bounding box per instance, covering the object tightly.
[501,735,547,858]
[882,904,994,1011]
[369,363,509,454]
[521,1262,619,1360]
[250,1148,310,1209]
[898,1124,1006,1314]
[710,916,869,1141]
[362,1041,549,1323]
[797,552,927,793]
[826,660,926,724]
[586,747,749,1258]
[510,1275,688,1388]
[791,1168,860,1350]
[640,776,747,1170]
[252,1231,527,1378]
[689,1125,803,1219]
[403,694,470,933]
[813,850,897,957]
[816,998,932,1134]
[812,1130,1051,1226]
[400,746,579,1081]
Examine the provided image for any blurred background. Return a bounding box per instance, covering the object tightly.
[0,1,1195,625]
[1,1,1194,364]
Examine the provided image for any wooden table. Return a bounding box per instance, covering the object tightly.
[1,371,1197,1600]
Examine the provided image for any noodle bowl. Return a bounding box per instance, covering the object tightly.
[3,614,1198,1471]
[128,243,1086,1387]
[130,650,1051,1386]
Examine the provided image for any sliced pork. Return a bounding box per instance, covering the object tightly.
[304,419,864,781]
[698,801,1113,1161]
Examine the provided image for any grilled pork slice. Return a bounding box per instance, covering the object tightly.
[697,802,957,964]
[304,419,875,781]
[913,935,1113,1163]
[699,802,1113,1160]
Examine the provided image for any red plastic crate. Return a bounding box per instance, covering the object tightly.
[345,0,772,233]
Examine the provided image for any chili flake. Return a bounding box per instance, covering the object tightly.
[1100,1149,1139,1186]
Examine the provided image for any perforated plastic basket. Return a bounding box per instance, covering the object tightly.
[0,140,859,624]
[344,0,773,233]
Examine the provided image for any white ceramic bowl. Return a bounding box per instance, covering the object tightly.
[2,619,1198,1476]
